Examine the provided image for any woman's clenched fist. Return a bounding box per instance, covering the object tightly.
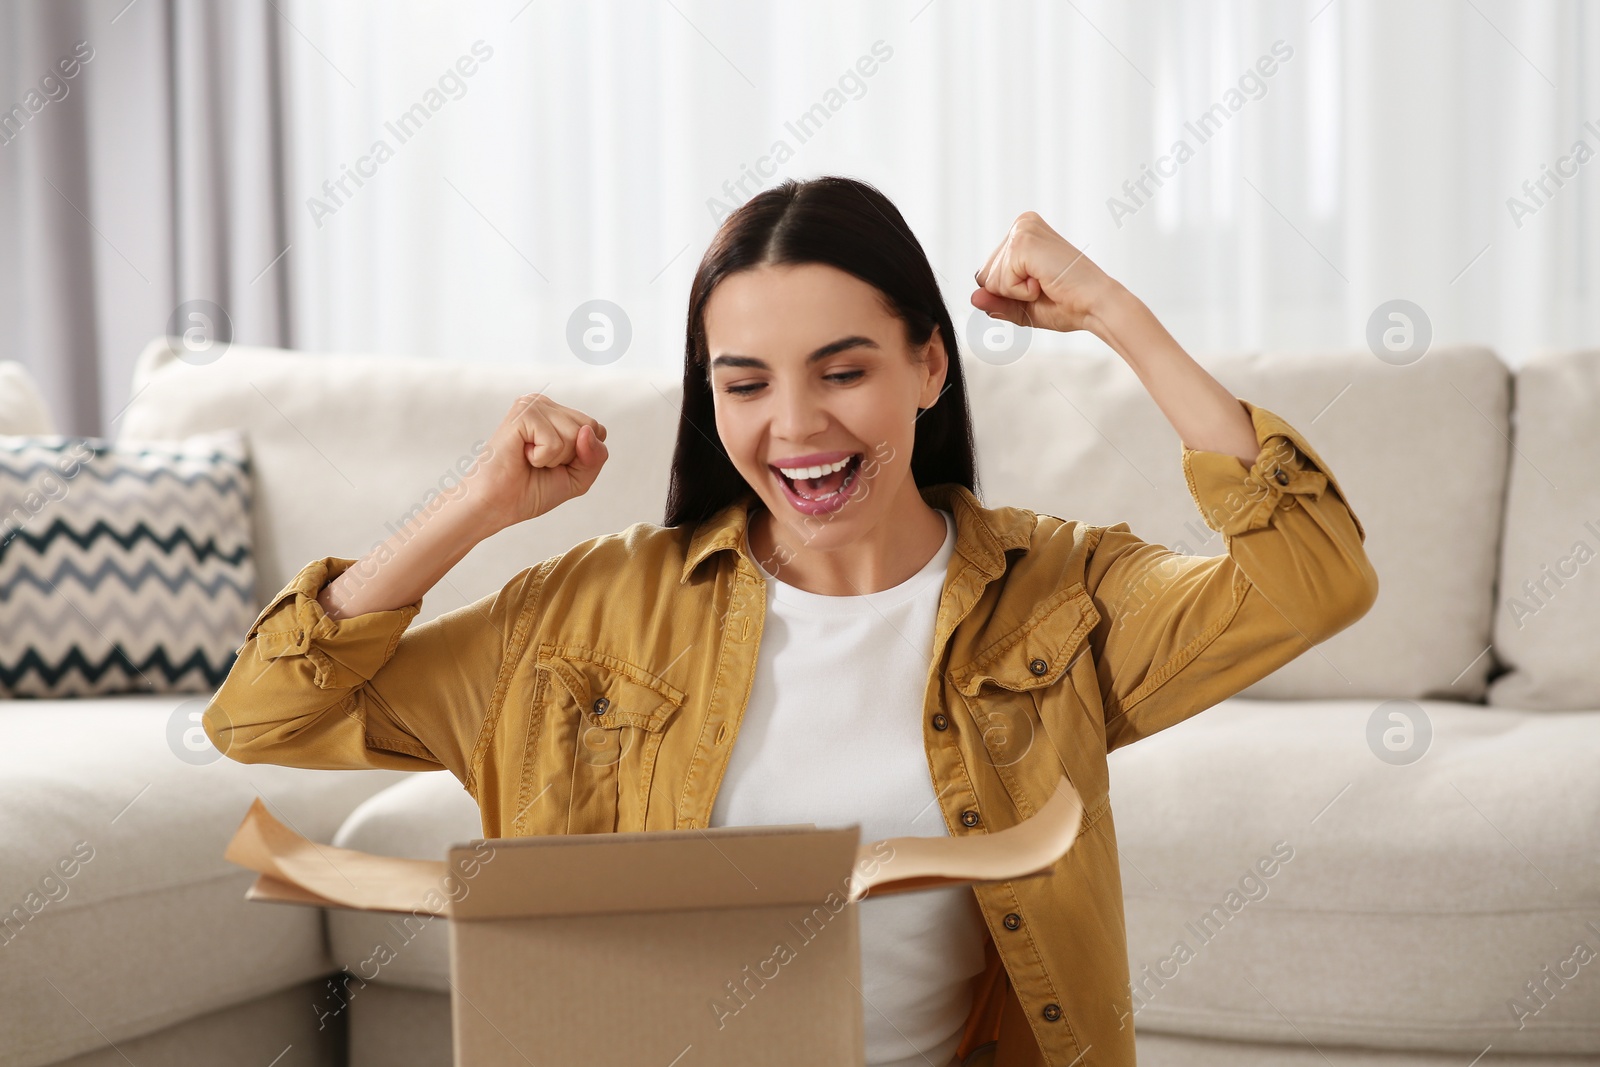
[971,211,1121,334]
[470,392,609,533]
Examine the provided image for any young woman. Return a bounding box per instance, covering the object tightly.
[207,176,1377,1067]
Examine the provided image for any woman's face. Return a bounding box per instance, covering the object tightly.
[703,262,947,557]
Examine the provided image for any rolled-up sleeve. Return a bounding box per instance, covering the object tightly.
[1087,398,1379,752]
[202,555,550,791]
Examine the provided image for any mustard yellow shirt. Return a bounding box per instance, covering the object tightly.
[203,398,1376,1067]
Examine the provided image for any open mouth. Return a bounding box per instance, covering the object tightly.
[769,453,863,511]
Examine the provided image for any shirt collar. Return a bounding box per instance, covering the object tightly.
[677,482,1032,585]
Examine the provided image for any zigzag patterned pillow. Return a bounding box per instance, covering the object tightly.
[0,431,256,698]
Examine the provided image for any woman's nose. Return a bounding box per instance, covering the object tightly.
[770,384,828,439]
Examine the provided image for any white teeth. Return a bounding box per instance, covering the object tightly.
[776,455,853,480]
[787,462,859,501]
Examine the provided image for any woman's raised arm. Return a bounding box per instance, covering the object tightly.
[202,392,610,783]
[972,210,1259,465]
[319,392,609,618]
[973,214,1379,750]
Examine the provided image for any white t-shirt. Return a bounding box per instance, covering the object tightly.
[710,508,988,1067]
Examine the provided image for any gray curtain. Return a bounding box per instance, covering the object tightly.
[0,0,292,436]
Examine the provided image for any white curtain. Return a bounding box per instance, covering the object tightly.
[6,0,1595,433]
[276,0,1599,375]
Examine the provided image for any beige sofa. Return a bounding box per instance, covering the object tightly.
[2,335,1596,1067]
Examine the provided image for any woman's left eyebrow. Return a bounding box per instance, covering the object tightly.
[710,335,879,370]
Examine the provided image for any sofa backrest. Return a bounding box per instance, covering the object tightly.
[119,338,680,624]
[118,337,1511,703]
[962,345,1509,702]
[1487,348,1600,710]
[0,362,56,434]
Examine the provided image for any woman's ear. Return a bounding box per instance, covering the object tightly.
[917,331,950,409]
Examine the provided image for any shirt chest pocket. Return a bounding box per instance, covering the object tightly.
[948,583,1107,821]
[520,648,685,836]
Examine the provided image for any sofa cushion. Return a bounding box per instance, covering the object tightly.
[1133,1031,1600,1066]
[0,695,408,1067]
[0,431,257,697]
[1106,696,1600,1056]
[323,770,483,996]
[0,362,55,435]
[1488,348,1600,709]
[965,344,1509,702]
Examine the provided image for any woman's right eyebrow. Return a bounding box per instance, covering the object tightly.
[710,335,879,370]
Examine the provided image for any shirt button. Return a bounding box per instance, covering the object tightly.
[931,713,949,731]
[1003,912,1021,930]
[591,697,610,716]
[1042,1003,1062,1022]
[1028,658,1048,676]
[1274,467,1290,486]
[961,809,980,827]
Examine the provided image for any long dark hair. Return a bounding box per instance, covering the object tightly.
[662,175,979,529]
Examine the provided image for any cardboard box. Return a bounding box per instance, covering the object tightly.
[223,775,1084,1066]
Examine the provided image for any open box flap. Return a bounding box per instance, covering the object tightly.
[225,797,451,916]
[222,776,1084,917]
[849,775,1084,902]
